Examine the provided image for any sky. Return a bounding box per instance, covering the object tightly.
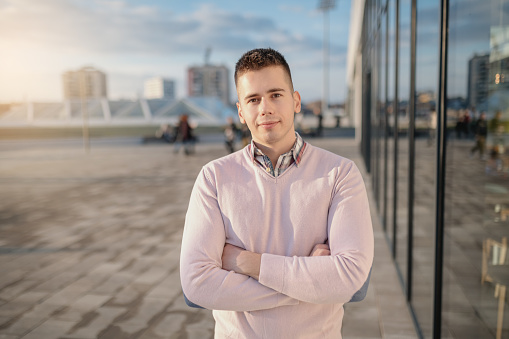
[0,0,352,104]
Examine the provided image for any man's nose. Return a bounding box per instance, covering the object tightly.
[259,98,273,115]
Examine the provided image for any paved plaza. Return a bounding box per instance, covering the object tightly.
[0,136,417,339]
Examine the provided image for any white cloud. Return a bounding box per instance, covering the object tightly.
[0,0,348,102]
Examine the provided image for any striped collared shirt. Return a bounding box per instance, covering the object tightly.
[248,132,307,177]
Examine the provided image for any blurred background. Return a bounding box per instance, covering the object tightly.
[3,0,509,338]
[0,0,350,141]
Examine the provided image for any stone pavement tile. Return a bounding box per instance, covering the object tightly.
[0,291,48,318]
[91,271,136,295]
[0,317,10,327]
[40,235,83,251]
[0,315,44,337]
[0,279,38,302]
[109,283,152,306]
[0,333,18,339]
[377,295,418,339]
[141,313,187,339]
[115,297,170,335]
[42,277,99,307]
[63,306,125,339]
[55,294,110,322]
[1,254,48,275]
[87,262,125,280]
[382,321,420,339]
[342,304,381,338]
[25,252,83,280]
[0,303,62,336]
[107,248,153,273]
[186,315,215,339]
[22,319,77,339]
[131,267,168,286]
[151,246,181,268]
[34,252,114,293]
[138,236,162,248]
[145,270,181,300]
[0,269,27,291]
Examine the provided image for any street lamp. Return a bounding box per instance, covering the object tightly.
[79,70,90,153]
[318,0,336,117]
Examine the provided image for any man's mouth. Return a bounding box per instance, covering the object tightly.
[258,121,279,128]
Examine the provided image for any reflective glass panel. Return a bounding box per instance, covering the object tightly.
[395,0,412,288]
[412,0,440,337]
[443,0,509,337]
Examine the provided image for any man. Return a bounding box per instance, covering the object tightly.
[180,48,374,338]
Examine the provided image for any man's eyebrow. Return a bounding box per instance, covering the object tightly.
[243,92,259,101]
[267,87,286,93]
[243,88,286,101]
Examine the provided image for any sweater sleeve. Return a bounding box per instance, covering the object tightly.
[180,166,299,311]
[258,162,374,304]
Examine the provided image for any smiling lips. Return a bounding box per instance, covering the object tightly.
[258,121,279,128]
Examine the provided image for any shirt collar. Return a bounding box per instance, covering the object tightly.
[248,132,307,167]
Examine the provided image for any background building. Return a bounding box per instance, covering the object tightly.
[187,65,229,104]
[468,54,490,110]
[144,77,175,100]
[347,0,509,338]
[62,67,107,99]
[0,97,237,127]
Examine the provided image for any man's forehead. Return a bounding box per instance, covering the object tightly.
[236,66,293,93]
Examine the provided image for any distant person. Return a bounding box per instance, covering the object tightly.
[224,117,238,154]
[470,111,487,159]
[490,111,505,150]
[427,107,437,146]
[463,110,471,137]
[455,111,466,139]
[156,124,174,143]
[173,114,194,155]
[240,123,251,147]
[468,106,478,135]
[315,107,324,137]
[180,47,373,338]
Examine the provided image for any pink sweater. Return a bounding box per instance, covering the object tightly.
[180,143,374,338]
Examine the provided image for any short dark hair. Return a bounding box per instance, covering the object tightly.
[234,48,293,89]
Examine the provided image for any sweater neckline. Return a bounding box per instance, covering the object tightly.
[244,144,311,181]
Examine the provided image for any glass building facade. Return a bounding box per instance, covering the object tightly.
[347,0,509,337]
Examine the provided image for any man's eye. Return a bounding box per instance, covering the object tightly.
[248,98,259,103]
[273,93,282,98]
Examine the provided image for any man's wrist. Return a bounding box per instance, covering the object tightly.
[222,244,262,280]
[239,250,261,280]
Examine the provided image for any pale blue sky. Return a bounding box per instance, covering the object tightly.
[0,0,352,103]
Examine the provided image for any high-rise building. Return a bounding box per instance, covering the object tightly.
[187,65,229,104]
[62,66,108,99]
[467,54,489,109]
[144,77,176,99]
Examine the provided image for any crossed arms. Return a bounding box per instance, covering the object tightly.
[221,242,331,281]
[180,163,374,311]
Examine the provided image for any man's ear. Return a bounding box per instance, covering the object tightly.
[237,102,246,124]
[293,91,302,114]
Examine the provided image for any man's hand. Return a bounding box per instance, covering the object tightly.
[309,243,330,256]
[222,244,261,280]
[221,241,330,280]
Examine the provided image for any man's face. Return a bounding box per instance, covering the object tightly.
[236,66,301,150]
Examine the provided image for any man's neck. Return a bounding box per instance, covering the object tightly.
[253,137,296,167]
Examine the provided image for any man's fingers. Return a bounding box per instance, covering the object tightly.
[310,243,331,256]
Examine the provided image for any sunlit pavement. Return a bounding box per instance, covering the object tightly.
[0,136,417,339]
